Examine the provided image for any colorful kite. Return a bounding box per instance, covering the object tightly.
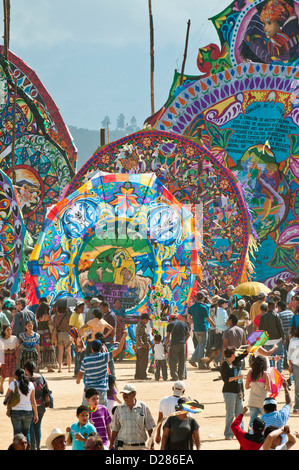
[0,47,77,172]
[28,172,199,320]
[0,169,26,294]
[64,129,253,292]
[269,366,284,398]
[247,330,269,354]
[148,60,299,288]
[0,55,74,241]
[196,0,299,75]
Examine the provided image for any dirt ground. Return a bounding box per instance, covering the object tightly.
[0,349,299,451]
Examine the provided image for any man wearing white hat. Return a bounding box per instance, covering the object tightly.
[155,381,186,444]
[232,299,250,331]
[46,428,67,450]
[110,384,155,450]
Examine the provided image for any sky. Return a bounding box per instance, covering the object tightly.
[2,0,224,131]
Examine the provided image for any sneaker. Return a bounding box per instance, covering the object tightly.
[189,360,197,367]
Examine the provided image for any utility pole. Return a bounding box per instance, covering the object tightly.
[180,20,191,86]
[148,0,155,115]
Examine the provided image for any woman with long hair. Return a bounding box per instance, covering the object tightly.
[220,346,249,440]
[24,360,50,450]
[245,355,271,429]
[3,368,38,446]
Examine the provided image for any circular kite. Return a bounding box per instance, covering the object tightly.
[28,172,199,317]
[65,129,253,291]
[0,47,77,172]
[0,169,25,294]
[152,61,299,288]
[0,55,75,241]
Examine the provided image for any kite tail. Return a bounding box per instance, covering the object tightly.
[240,234,259,283]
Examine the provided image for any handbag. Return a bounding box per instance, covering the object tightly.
[42,377,54,408]
[4,381,20,408]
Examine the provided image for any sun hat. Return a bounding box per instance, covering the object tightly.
[46,428,66,450]
[120,384,137,394]
[211,295,220,305]
[90,297,101,305]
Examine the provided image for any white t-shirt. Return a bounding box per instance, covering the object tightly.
[8,380,35,411]
[154,343,166,360]
[158,395,180,417]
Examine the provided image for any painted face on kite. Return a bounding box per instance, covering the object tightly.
[263,19,280,38]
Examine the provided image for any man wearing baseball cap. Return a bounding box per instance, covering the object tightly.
[232,299,250,331]
[155,381,186,444]
[110,384,155,450]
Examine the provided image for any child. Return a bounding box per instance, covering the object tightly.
[66,405,97,450]
[107,375,121,417]
[85,388,112,448]
[153,334,167,381]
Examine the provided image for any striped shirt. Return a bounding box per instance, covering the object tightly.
[89,405,112,446]
[278,310,294,336]
[80,351,112,391]
[261,404,291,444]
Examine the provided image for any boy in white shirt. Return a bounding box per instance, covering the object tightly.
[153,334,168,381]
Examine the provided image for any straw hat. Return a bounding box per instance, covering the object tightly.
[46,428,66,450]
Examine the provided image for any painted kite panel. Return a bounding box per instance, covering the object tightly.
[65,130,253,292]
[0,56,75,240]
[28,173,199,318]
[153,62,299,287]
[0,169,25,293]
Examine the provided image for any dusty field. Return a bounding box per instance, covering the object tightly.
[0,350,298,451]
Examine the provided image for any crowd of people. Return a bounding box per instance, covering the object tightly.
[0,278,299,451]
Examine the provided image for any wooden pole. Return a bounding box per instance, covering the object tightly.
[106,121,109,144]
[180,20,191,86]
[3,0,10,59]
[11,77,17,185]
[148,0,155,115]
[100,128,105,147]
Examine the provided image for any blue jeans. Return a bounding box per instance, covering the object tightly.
[30,405,45,450]
[155,359,167,380]
[249,406,263,430]
[264,341,284,373]
[223,392,244,438]
[191,331,208,366]
[10,409,33,443]
[292,363,299,411]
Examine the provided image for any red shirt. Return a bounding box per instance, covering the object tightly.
[231,414,264,450]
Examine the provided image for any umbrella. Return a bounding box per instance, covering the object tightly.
[52,297,77,309]
[233,282,271,297]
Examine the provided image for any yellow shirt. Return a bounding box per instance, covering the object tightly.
[69,312,84,329]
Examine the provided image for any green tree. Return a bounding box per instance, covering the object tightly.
[116,113,125,129]
[101,116,111,127]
